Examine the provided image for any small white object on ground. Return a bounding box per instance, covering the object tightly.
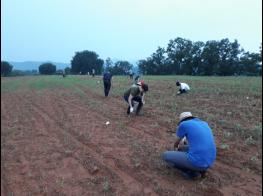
[91,166,99,174]
[246,97,249,99]
[106,121,110,125]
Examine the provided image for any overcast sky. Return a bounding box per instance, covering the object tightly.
[1,0,262,63]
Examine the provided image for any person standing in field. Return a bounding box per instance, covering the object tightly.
[123,81,148,115]
[176,81,190,95]
[163,112,216,179]
[129,71,134,79]
[103,71,113,97]
[92,69,95,77]
[62,70,66,78]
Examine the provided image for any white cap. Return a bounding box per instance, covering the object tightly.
[179,112,193,122]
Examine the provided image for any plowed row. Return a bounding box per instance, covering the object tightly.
[1,77,262,196]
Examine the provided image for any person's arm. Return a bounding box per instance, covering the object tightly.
[173,135,182,150]
[177,85,183,94]
[174,123,186,150]
[128,94,134,111]
[142,93,145,104]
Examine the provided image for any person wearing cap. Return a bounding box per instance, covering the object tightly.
[163,112,216,179]
[123,81,149,115]
[176,81,190,95]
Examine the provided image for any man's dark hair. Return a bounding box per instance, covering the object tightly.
[176,81,180,86]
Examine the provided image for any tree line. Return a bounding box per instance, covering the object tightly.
[138,37,262,76]
[1,51,133,76]
[1,37,262,76]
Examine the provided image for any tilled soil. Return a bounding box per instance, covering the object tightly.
[1,85,262,196]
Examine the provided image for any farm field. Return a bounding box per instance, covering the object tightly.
[1,75,262,196]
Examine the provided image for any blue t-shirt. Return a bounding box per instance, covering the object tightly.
[176,118,216,168]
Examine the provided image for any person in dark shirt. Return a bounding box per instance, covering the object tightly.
[129,71,134,79]
[103,71,113,97]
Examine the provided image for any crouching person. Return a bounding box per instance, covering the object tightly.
[123,81,148,115]
[176,81,190,95]
[163,112,216,179]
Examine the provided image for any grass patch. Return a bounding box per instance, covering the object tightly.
[102,178,111,193]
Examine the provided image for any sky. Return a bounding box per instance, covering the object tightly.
[1,0,262,64]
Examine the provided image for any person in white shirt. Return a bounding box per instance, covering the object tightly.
[176,81,190,95]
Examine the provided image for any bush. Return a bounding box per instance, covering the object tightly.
[39,63,56,75]
[10,70,26,76]
[1,61,13,76]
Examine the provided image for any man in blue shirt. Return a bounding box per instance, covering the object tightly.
[163,112,216,179]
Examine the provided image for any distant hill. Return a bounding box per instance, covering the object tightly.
[8,60,139,73]
[9,61,70,71]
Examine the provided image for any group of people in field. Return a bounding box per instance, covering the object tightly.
[100,71,216,180]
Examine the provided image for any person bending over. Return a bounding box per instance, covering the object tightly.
[176,81,190,95]
[163,112,216,179]
[123,81,148,115]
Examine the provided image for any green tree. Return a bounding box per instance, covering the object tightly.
[71,50,104,75]
[138,57,155,75]
[104,57,113,72]
[150,47,169,75]
[216,39,241,76]
[1,61,13,76]
[109,60,133,75]
[39,63,56,75]
[190,41,205,75]
[64,67,71,74]
[137,37,261,76]
[200,40,220,75]
[166,37,193,74]
[239,52,261,75]
[138,59,149,75]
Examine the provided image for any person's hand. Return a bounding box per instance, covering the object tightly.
[130,107,134,113]
[142,100,145,104]
[182,137,187,145]
[173,143,178,151]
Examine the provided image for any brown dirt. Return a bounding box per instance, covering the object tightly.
[1,85,262,196]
